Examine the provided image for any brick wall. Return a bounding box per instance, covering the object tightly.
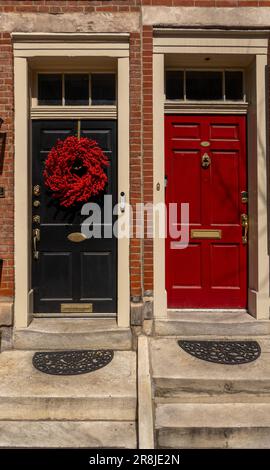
[0,0,269,306]
[130,31,143,298]
[142,25,153,295]
[0,1,141,14]
[0,32,14,298]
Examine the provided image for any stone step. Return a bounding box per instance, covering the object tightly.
[0,421,136,448]
[0,350,136,421]
[155,403,270,448]
[13,318,132,350]
[154,312,270,337]
[150,337,270,397]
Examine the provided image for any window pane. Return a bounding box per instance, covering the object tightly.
[225,71,243,100]
[186,71,223,100]
[165,71,184,100]
[91,74,116,105]
[38,74,62,105]
[65,74,89,106]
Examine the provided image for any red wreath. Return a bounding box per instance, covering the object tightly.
[43,136,109,207]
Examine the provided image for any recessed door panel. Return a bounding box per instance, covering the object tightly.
[171,244,202,288]
[209,123,240,141]
[169,150,202,224]
[40,252,72,300]
[210,244,240,289]
[211,151,240,225]
[81,252,113,300]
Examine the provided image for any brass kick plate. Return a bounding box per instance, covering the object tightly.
[61,303,93,314]
[67,232,87,243]
[191,229,222,239]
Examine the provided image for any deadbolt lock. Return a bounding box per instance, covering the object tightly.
[241,191,248,204]
[33,200,41,208]
[201,153,211,169]
[33,215,40,224]
[33,185,41,197]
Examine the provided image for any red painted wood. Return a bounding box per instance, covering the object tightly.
[165,115,247,308]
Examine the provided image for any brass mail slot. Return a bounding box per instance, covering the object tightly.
[191,229,222,239]
[61,303,93,314]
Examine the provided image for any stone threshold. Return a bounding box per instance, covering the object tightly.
[154,311,270,336]
[12,318,133,351]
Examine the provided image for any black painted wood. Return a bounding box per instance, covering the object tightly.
[32,120,117,314]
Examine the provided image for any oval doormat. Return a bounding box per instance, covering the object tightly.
[32,350,114,375]
[178,340,261,365]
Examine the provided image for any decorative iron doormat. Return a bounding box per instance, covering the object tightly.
[178,340,261,365]
[32,350,114,375]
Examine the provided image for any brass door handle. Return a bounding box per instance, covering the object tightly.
[33,228,40,259]
[241,213,248,244]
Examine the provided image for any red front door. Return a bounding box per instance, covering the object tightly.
[165,115,247,309]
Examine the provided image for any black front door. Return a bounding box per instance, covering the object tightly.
[32,120,117,314]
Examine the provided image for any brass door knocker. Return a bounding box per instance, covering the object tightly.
[201,153,211,169]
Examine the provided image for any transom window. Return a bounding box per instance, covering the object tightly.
[165,70,244,102]
[37,73,116,106]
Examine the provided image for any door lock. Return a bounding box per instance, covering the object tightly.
[120,192,126,213]
[33,215,40,224]
[241,191,248,204]
[241,213,248,244]
[201,153,211,169]
[33,185,41,197]
[33,228,40,259]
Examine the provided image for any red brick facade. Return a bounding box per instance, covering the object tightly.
[0,32,14,298]
[0,0,268,306]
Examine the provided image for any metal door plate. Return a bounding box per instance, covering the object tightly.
[67,232,87,243]
[61,303,93,314]
[191,229,222,239]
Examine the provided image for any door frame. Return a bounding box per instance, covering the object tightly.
[153,30,269,320]
[13,33,130,328]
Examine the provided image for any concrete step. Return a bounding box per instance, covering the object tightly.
[150,337,270,397]
[155,403,270,448]
[154,312,270,337]
[0,421,136,448]
[0,350,136,421]
[13,318,132,350]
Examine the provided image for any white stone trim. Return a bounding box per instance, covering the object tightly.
[14,57,30,328]
[153,53,166,319]
[13,34,129,58]
[153,31,269,320]
[14,37,130,328]
[138,335,155,449]
[154,37,268,56]
[165,102,248,115]
[31,106,117,120]
[12,33,130,41]
[117,57,130,328]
